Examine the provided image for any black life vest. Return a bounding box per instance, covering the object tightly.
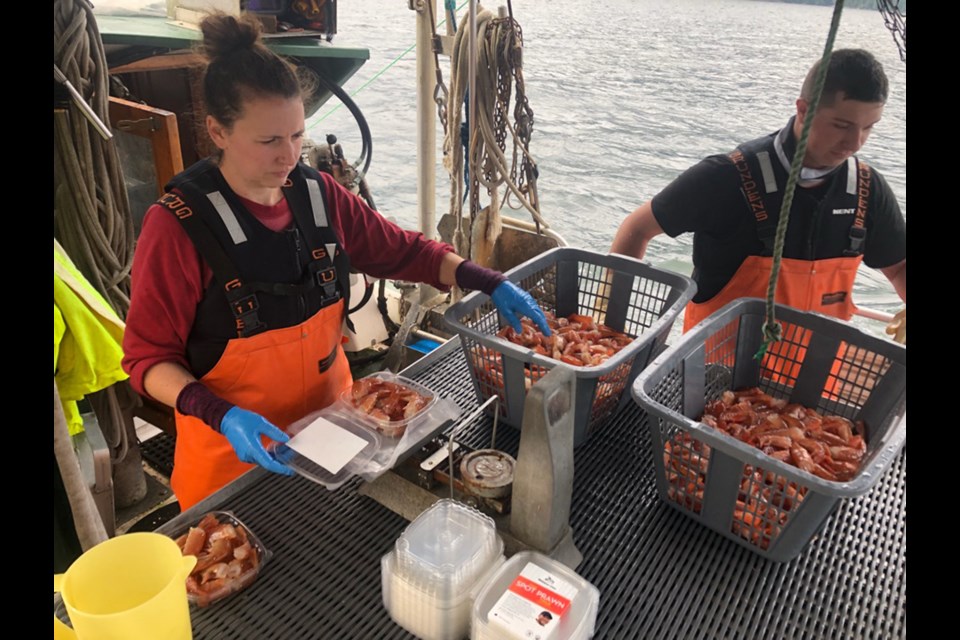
[156,159,352,378]
[729,129,870,258]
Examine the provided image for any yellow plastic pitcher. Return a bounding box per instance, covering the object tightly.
[53,532,197,640]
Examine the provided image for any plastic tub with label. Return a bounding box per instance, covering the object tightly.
[471,551,599,640]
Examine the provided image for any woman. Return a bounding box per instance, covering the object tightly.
[121,12,549,510]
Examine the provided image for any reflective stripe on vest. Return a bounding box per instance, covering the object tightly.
[206,191,248,245]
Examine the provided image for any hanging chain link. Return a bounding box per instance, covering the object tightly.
[876,0,906,63]
[479,14,541,225]
[505,20,540,226]
[424,0,451,138]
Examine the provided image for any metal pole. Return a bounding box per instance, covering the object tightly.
[468,0,478,226]
[416,0,440,304]
[852,306,895,323]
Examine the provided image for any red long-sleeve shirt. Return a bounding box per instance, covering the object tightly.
[122,171,454,396]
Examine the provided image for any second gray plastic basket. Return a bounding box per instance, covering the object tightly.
[444,247,695,446]
[631,298,907,562]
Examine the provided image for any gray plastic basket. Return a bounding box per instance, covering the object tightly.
[631,298,907,562]
[444,247,696,446]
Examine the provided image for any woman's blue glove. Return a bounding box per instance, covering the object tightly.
[490,281,552,336]
[220,407,295,476]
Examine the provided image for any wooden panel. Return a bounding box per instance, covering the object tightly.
[110,51,204,75]
[108,97,184,195]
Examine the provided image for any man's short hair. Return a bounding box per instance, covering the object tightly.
[801,48,888,106]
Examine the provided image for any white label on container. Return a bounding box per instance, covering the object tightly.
[287,417,367,474]
[487,562,578,640]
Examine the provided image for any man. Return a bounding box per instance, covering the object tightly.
[610,48,906,334]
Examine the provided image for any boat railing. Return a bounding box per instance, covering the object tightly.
[852,306,895,323]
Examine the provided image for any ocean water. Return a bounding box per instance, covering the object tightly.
[309,0,906,336]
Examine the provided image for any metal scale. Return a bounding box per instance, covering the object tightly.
[359,365,583,569]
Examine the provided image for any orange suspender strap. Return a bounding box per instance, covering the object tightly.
[844,160,871,257]
[729,149,780,254]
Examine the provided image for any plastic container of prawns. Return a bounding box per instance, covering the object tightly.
[338,372,440,438]
[272,374,462,489]
[168,510,272,608]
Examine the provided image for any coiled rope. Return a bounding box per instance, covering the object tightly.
[756,0,845,360]
[54,0,138,468]
[444,3,548,266]
[54,0,134,319]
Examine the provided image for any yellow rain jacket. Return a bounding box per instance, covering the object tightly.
[53,240,128,435]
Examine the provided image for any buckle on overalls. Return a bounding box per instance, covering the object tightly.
[231,294,259,318]
[231,294,265,337]
[843,226,866,257]
[315,267,337,285]
[315,268,341,304]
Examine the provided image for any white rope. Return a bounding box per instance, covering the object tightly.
[444,7,493,259]
[444,5,548,267]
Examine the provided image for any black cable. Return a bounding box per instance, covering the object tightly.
[346,348,389,367]
[357,177,377,211]
[348,273,375,314]
[378,278,401,339]
[310,66,374,179]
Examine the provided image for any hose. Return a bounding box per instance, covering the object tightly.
[307,64,375,184]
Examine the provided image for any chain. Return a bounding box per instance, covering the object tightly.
[506,21,540,227]
[477,15,542,225]
[444,4,548,264]
[424,0,452,138]
[876,0,906,63]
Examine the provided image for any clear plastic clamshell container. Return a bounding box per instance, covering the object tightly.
[382,499,505,640]
[269,408,381,490]
[339,372,439,439]
[168,510,271,608]
[273,374,461,489]
[471,551,600,640]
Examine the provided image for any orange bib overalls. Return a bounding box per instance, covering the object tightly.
[172,302,352,510]
[162,161,355,510]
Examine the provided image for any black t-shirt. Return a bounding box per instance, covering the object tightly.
[651,154,906,303]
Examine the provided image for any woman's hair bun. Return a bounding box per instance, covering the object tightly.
[200,12,263,60]
[197,10,303,129]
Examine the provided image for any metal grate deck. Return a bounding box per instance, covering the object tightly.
[140,431,176,478]
[158,338,906,639]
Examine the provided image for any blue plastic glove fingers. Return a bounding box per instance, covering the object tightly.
[273,443,298,467]
[490,281,552,337]
[220,407,295,476]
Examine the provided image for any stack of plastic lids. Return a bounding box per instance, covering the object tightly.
[471,551,600,640]
[382,499,505,640]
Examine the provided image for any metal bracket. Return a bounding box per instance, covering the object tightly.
[116,117,160,134]
[408,0,426,12]
[53,64,113,140]
[445,394,500,497]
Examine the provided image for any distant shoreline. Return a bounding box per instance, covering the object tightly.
[758,0,906,11]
